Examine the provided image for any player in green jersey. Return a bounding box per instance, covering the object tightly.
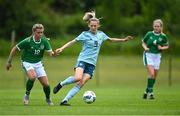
[142,19,169,99]
[6,23,54,105]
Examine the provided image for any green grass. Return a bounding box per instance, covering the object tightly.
[0,56,180,115]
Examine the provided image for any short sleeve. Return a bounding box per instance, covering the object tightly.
[44,39,52,52]
[142,32,150,43]
[101,32,109,41]
[75,32,86,42]
[161,35,169,46]
[16,38,29,51]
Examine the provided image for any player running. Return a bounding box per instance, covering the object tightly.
[142,19,169,99]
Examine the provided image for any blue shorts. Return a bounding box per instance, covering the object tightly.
[75,61,95,78]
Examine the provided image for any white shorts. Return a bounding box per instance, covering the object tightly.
[22,61,47,78]
[143,52,161,70]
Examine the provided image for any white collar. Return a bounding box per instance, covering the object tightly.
[33,36,41,44]
[153,31,161,36]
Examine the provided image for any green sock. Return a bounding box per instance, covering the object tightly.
[146,77,154,93]
[43,86,50,99]
[25,79,34,95]
[153,79,156,85]
[151,79,156,92]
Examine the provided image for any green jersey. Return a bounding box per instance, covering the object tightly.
[16,36,52,63]
[142,31,168,54]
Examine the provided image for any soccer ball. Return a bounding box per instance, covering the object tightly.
[83,91,96,104]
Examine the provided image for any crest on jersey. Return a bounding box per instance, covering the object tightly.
[40,44,44,49]
[159,38,162,41]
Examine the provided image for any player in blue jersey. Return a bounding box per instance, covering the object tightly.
[53,11,134,106]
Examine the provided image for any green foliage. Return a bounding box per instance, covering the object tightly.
[0,0,180,57]
[0,0,60,39]
[0,0,180,40]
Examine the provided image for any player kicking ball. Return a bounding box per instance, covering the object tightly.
[53,11,134,106]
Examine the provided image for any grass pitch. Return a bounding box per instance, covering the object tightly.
[0,56,180,115]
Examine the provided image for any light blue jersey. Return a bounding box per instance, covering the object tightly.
[75,30,109,66]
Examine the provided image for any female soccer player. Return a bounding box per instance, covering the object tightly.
[142,19,169,99]
[53,11,134,106]
[6,23,54,105]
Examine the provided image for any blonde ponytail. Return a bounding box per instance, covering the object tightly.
[83,11,96,22]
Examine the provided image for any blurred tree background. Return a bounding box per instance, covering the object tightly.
[0,0,180,56]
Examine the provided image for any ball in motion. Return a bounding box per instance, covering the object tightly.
[83,91,96,104]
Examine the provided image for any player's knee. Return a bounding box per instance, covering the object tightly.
[149,73,155,78]
[43,83,49,87]
[42,81,49,86]
[27,72,36,80]
[29,76,36,81]
[76,80,84,88]
[75,76,82,82]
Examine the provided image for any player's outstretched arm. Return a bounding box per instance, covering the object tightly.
[55,39,77,54]
[108,36,134,42]
[6,46,18,71]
